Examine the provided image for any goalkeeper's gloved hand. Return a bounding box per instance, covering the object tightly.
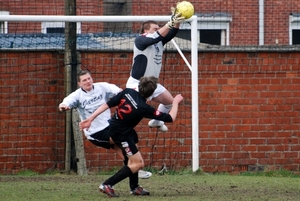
[171,6,176,16]
[166,12,185,29]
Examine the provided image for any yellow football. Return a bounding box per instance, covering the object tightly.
[176,1,195,19]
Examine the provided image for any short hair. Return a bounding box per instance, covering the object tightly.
[139,20,158,34]
[138,76,158,98]
[77,70,91,81]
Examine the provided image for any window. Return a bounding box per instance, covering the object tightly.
[0,11,9,34]
[178,12,232,46]
[103,0,129,32]
[292,30,300,44]
[289,13,300,45]
[41,22,81,34]
[200,30,222,45]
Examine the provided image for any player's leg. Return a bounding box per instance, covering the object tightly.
[89,127,152,178]
[113,143,151,179]
[100,151,147,197]
[128,129,150,194]
[126,76,139,89]
[99,140,135,198]
[126,152,150,195]
[148,84,174,132]
[100,136,149,197]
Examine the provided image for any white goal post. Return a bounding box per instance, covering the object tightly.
[2,15,199,172]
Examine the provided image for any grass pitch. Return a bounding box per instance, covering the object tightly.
[0,171,300,201]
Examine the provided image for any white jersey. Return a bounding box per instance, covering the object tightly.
[130,32,164,79]
[59,82,121,139]
[129,28,178,81]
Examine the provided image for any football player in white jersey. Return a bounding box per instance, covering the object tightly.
[58,70,152,180]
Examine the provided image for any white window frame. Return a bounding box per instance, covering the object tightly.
[289,14,300,45]
[0,11,9,34]
[41,22,81,34]
[180,13,232,46]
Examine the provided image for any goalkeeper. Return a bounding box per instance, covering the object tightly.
[126,6,185,132]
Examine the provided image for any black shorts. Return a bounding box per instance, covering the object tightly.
[112,129,139,156]
[88,127,114,149]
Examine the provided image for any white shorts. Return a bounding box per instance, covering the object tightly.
[126,76,166,100]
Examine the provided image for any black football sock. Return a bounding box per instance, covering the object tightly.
[103,165,132,186]
[123,155,139,190]
[129,172,139,190]
[122,154,138,189]
[123,157,128,166]
[122,155,139,189]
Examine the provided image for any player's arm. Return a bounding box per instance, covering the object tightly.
[145,94,183,122]
[158,24,172,38]
[58,103,71,112]
[79,90,123,130]
[135,34,164,50]
[104,82,122,100]
[168,94,183,121]
[159,12,184,37]
[107,83,122,94]
[160,7,184,44]
[162,27,179,45]
[135,23,178,50]
[58,91,79,112]
[79,103,109,130]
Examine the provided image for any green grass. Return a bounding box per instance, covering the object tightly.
[240,169,300,178]
[1,170,300,201]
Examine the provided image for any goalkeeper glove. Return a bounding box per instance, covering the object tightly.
[166,12,185,29]
[171,6,176,16]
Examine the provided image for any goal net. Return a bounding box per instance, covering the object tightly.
[0,14,199,174]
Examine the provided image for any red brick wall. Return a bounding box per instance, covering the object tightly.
[263,0,299,45]
[198,51,300,172]
[1,50,300,174]
[0,52,66,174]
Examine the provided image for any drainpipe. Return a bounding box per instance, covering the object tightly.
[259,0,264,45]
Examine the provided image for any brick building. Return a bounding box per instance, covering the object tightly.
[0,0,300,174]
[1,0,300,45]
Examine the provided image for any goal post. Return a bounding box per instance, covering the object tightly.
[2,15,199,172]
